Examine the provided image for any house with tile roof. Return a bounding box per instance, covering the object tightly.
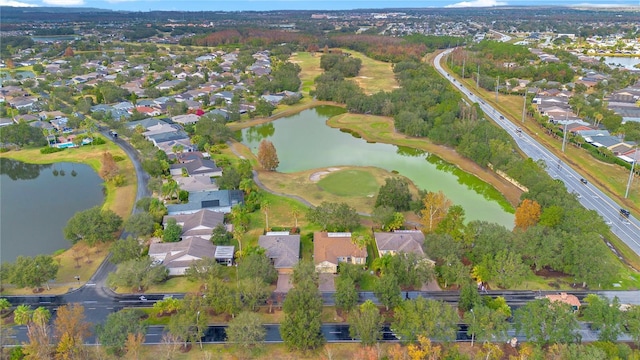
[545,292,581,312]
[313,232,367,274]
[258,232,300,274]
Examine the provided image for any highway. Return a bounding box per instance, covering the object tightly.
[434,49,640,255]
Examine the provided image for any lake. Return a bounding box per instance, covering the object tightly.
[240,106,515,228]
[0,158,105,263]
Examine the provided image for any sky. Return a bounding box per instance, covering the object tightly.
[0,0,638,12]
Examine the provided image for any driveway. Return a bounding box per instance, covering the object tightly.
[275,274,293,293]
[318,273,336,292]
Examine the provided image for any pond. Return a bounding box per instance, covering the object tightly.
[588,56,640,70]
[0,158,105,263]
[240,106,515,228]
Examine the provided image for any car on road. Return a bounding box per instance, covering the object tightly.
[499,115,504,119]
[580,178,588,185]
[139,296,147,301]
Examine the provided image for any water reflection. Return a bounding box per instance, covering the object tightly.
[0,158,51,180]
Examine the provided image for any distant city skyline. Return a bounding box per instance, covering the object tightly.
[0,0,639,12]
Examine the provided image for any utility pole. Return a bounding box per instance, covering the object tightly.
[522,91,527,123]
[561,111,569,153]
[495,76,499,102]
[462,58,466,79]
[625,147,638,199]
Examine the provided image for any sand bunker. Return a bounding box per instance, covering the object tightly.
[309,167,342,182]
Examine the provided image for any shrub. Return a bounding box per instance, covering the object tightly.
[40,146,64,154]
[112,155,126,162]
[92,137,106,145]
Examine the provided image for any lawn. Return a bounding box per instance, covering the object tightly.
[254,165,416,215]
[317,169,379,197]
[0,242,111,296]
[289,52,322,96]
[347,49,399,95]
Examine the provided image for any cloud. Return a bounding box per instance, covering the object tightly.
[446,0,507,7]
[0,0,38,6]
[42,0,85,5]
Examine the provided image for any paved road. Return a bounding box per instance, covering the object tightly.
[434,49,640,255]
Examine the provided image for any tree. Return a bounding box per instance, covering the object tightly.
[306,202,361,232]
[226,311,266,349]
[291,260,319,287]
[407,335,441,360]
[97,309,147,356]
[107,257,168,292]
[483,250,530,288]
[582,294,624,342]
[257,139,279,171]
[375,177,412,212]
[237,252,278,285]
[383,252,434,290]
[167,294,208,350]
[420,191,452,233]
[624,305,640,348]
[64,206,123,246]
[465,305,509,347]
[373,274,401,311]
[110,236,143,264]
[22,306,52,360]
[6,255,58,290]
[458,279,481,312]
[99,151,119,181]
[64,46,74,57]
[280,268,324,351]
[514,199,541,230]
[162,179,180,200]
[238,278,270,311]
[162,218,182,243]
[211,223,233,245]
[124,332,145,360]
[438,255,468,288]
[514,298,579,347]
[335,276,358,313]
[349,300,384,346]
[184,257,223,283]
[392,297,459,343]
[123,212,155,238]
[54,304,91,360]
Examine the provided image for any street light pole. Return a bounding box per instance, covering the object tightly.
[561,112,569,153]
[522,91,527,123]
[625,147,638,199]
[470,308,475,347]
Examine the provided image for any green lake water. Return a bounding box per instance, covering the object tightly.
[240,106,515,228]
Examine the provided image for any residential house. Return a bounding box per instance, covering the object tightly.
[0,118,12,127]
[258,232,301,274]
[172,113,201,125]
[142,123,182,138]
[166,189,244,215]
[125,118,168,131]
[374,230,426,257]
[545,292,581,312]
[133,106,161,117]
[148,236,216,276]
[156,138,195,155]
[313,232,367,274]
[170,158,222,177]
[157,80,183,91]
[163,209,225,241]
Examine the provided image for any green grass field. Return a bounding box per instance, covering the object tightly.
[317,169,379,197]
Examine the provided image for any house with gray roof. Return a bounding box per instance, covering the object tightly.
[163,209,225,240]
[172,113,201,125]
[125,118,168,131]
[147,131,190,147]
[167,189,244,215]
[374,230,426,258]
[258,232,300,274]
[148,236,217,276]
[170,158,222,177]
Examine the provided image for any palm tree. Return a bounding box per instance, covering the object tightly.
[261,200,270,231]
[290,208,302,229]
[162,180,180,200]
